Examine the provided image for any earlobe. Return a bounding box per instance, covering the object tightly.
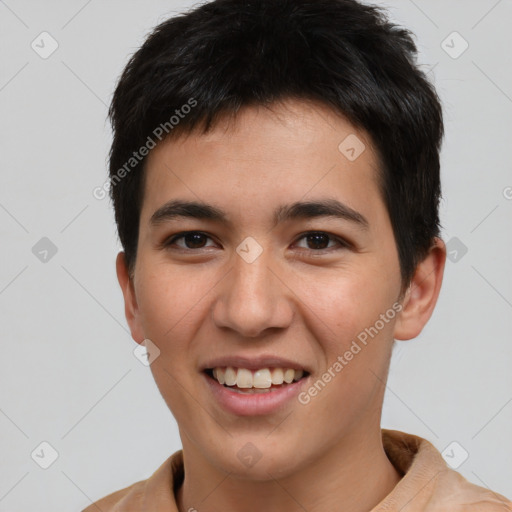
[115,251,145,344]
[393,237,446,341]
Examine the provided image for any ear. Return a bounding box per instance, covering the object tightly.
[393,237,446,340]
[116,251,145,344]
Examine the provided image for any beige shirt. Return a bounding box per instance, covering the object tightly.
[82,429,512,511]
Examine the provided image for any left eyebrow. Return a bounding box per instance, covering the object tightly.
[149,198,369,231]
[273,199,369,230]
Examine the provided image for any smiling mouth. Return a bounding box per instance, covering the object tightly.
[204,367,309,393]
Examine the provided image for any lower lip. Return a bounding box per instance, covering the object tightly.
[203,372,309,416]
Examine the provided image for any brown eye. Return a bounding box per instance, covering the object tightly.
[294,231,349,252]
[304,233,330,250]
[164,231,215,250]
[182,233,208,248]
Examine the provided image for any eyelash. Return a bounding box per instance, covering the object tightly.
[162,231,351,254]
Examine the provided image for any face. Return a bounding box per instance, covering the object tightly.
[119,99,409,479]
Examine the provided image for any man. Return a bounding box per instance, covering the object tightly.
[84,0,512,510]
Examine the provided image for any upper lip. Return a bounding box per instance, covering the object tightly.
[202,355,310,373]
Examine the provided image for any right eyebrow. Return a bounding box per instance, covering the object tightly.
[150,199,228,226]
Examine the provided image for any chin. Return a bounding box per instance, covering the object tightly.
[204,439,306,481]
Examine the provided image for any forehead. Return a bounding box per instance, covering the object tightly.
[140,99,383,226]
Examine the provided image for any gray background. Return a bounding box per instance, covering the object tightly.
[1,0,511,509]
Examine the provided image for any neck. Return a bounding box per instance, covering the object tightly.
[176,427,402,512]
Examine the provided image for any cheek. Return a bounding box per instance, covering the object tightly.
[137,265,202,328]
[135,266,203,355]
[301,280,397,430]
[135,267,205,423]
[305,265,396,344]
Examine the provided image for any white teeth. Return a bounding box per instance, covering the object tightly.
[253,369,272,388]
[283,368,295,384]
[294,369,304,381]
[224,367,237,386]
[271,368,284,385]
[213,368,225,385]
[210,367,306,389]
[236,368,253,388]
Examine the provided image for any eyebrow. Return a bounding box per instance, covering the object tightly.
[149,198,369,230]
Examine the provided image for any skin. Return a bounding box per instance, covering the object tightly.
[116,98,446,512]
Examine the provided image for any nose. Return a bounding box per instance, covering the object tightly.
[212,248,294,338]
